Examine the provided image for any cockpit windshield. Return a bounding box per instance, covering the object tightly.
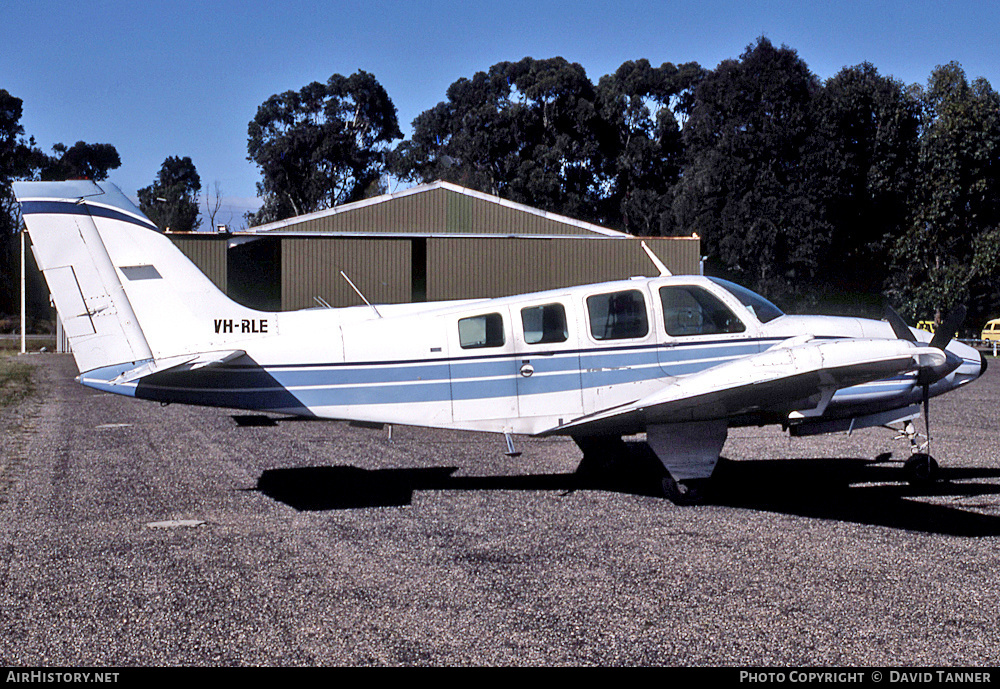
[707,278,784,323]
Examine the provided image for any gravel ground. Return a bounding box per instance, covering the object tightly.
[0,353,998,667]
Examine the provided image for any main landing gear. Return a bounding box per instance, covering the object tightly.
[572,433,716,506]
[661,476,709,506]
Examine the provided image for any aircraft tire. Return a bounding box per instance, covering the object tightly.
[662,476,707,506]
[904,452,939,485]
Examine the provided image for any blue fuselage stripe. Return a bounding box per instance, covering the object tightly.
[111,341,762,407]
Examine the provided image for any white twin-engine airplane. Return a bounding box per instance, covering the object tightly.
[13,181,988,503]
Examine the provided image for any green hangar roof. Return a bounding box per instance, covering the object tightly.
[169,181,702,311]
[249,180,634,237]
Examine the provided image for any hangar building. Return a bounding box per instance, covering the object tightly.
[168,181,702,312]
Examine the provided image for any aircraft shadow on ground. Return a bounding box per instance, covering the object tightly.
[708,457,1000,537]
[254,442,1000,536]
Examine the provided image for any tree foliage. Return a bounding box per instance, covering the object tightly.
[392,57,702,230]
[393,57,607,223]
[595,59,703,234]
[390,45,1000,320]
[38,141,120,181]
[1,90,36,239]
[0,89,122,316]
[0,90,36,315]
[814,64,921,295]
[138,156,202,233]
[887,62,1000,326]
[672,38,834,306]
[247,71,402,224]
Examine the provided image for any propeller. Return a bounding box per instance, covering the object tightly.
[882,304,917,343]
[882,303,966,470]
[928,305,966,351]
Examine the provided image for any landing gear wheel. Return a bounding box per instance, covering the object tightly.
[904,453,939,485]
[661,476,707,506]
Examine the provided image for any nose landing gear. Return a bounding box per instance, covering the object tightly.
[903,452,939,484]
[890,420,940,485]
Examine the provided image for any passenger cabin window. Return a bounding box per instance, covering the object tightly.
[521,303,568,344]
[587,290,648,340]
[459,313,505,349]
[659,286,746,337]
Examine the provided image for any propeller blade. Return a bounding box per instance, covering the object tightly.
[922,381,931,455]
[929,305,967,350]
[883,304,917,342]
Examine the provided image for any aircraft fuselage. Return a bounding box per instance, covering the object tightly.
[76,275,985,438]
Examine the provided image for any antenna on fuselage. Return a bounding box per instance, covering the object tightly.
[640,241,671,277]
[340,271,382,318]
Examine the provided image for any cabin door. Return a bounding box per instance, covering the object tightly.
[448,306,519,423]
[512,298,583,425]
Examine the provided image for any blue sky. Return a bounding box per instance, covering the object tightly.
[4,0,999,227]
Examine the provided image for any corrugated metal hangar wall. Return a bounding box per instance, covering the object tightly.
[169,181,702,311]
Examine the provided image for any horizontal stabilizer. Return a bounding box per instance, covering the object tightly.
[107,350,246,385]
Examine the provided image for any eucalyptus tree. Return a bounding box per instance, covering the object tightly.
[0,90,35,236]
[0,92,121,315]
[393,57,607,224]
[248,70,401,224]
[887,62,1000,326]
[595,59,703,235]
[138,156,202,233]
[0,89,36,315]
[673,37,834,307]
[813,63,921,296]
[38,141,121,182]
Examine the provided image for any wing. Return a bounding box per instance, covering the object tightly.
[543,337,945,437]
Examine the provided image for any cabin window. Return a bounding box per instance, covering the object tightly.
[521,303,568,344]
[659,286,746,337]
[459,313,505,349]
[587,290,648,340]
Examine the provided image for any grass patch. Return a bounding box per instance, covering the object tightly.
[0,337,56,353]
[0,355,34,409]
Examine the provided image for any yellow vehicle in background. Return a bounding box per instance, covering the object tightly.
[916,320,936,334]
[983,318,1000,342]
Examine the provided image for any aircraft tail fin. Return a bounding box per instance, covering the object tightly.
[13,181,267,374]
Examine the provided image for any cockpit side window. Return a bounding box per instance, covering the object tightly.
[587,290,649,340]
[707,278,784,323]
[659,286,746,337]
[459,313,505,349]
[521,303,568,344]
